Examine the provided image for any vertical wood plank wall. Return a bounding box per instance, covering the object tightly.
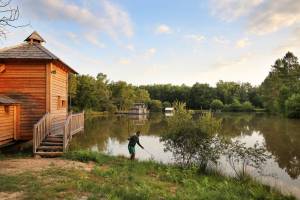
[50,63,68,135]
[0,64,46,140]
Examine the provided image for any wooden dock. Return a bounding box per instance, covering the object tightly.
[33,111,84,157]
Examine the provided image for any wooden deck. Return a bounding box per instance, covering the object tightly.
[33,111,84,157]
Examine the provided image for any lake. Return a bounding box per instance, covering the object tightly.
[70,113,300,198]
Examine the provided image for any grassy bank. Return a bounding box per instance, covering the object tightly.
[0,151,295,200]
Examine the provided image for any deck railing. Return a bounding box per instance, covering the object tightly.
[63,111,84,151]
[33,112,51,154]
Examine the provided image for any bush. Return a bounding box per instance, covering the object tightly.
[225,141,271,180]
[162,101,171,108]
[210,99,224,111]
[228,99,242,112]
[285,94,300,118]
[161,104,223,172]
[148,100,163,112]
[241,101,254,112]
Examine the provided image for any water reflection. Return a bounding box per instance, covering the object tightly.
[70,113,300,189]
[70,114,166,153]
[216,113,300,179]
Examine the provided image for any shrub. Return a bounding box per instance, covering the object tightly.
[148,100,163,112]
[162,101,171,108]
[210,99,224,111]
[161,104,223,172]
[285,94,300,118]
[225,141,271,180]
[241,101,254,112]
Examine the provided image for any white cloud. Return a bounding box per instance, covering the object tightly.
[155,24,172,34]
[236,38,251,48]
[275,27,300,55]
[210,0,300,35]
[65,32,78,41]
[126,44,135,51]
[212,55,250,70]
[210,0,263,21]
[185,34,205,43]
[119,58,131,65]
[248,0,300,35]
[144,48,157,58]
[21,0,133,39]
[44,33,104,74]
[213,36,230,45]
[84,33,105,48]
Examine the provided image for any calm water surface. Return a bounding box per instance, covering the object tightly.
[70,113,300,198]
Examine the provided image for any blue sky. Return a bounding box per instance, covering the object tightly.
[2,0,300,86]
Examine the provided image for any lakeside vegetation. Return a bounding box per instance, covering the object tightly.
[0,151,295,200]
[69,52,300,118]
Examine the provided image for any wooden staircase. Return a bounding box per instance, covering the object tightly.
[33,112,84,157]
[35,134,64,157]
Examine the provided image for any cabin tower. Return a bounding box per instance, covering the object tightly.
[0,31,78,147]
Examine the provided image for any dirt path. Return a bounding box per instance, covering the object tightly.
[0,158,94,175]
[0,158,96,200]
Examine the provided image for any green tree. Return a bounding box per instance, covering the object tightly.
[260,52,300,113]
[229,99,242,112]
[285,94,300,118]
[68,73,77,109]
[148,100,162,112]
[210,99,224,111]
[216,81,240,104]
[74,75,98,111]
[162,101,171,108]
[161,106,222,171]
[189,83,216,109]
[110,81,136,110]
[241,101,254,112]
[134,88,151,103]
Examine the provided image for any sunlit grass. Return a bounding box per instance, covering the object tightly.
[0,150,295,200]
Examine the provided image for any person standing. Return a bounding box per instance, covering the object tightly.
[128,131,144,160]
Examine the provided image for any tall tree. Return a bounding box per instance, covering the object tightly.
[189,83,216,109]
[260,52,300,113]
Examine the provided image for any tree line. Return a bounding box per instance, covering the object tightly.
[69,52,300,118]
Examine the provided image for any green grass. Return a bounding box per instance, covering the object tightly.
[0,151,32,160]
[0,150,296,200]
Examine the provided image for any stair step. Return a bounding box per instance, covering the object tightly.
[41,142,63,146]
[35,152,63,157]
[47,136,63,140]
[37,146,63,151]
[49,134,63,137]
[44,138,63,142]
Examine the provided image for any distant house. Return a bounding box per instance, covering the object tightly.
[0,31,81,148]
[164,107,174,116]
[129,103,149,115]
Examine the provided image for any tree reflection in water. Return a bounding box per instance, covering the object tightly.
[70,113,300,179]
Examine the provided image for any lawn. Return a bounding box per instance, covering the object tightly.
[0,150,295,200]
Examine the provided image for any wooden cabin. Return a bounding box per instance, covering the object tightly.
[0,96,20,146]
[0,31,82,150]
[129,103,148,115]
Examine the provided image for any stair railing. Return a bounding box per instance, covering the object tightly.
[33,112,51,154]
[63,111,85,152]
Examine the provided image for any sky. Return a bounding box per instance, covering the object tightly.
[2,0,300,86]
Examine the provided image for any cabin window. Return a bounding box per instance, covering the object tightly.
[61,100,66,108]
[4,105,9,113]
[57,96,67,109]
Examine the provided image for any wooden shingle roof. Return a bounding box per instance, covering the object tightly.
[0,43,56,60]
[0,95,19,105]
[0,31,77,74]
[24,31,45,43]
